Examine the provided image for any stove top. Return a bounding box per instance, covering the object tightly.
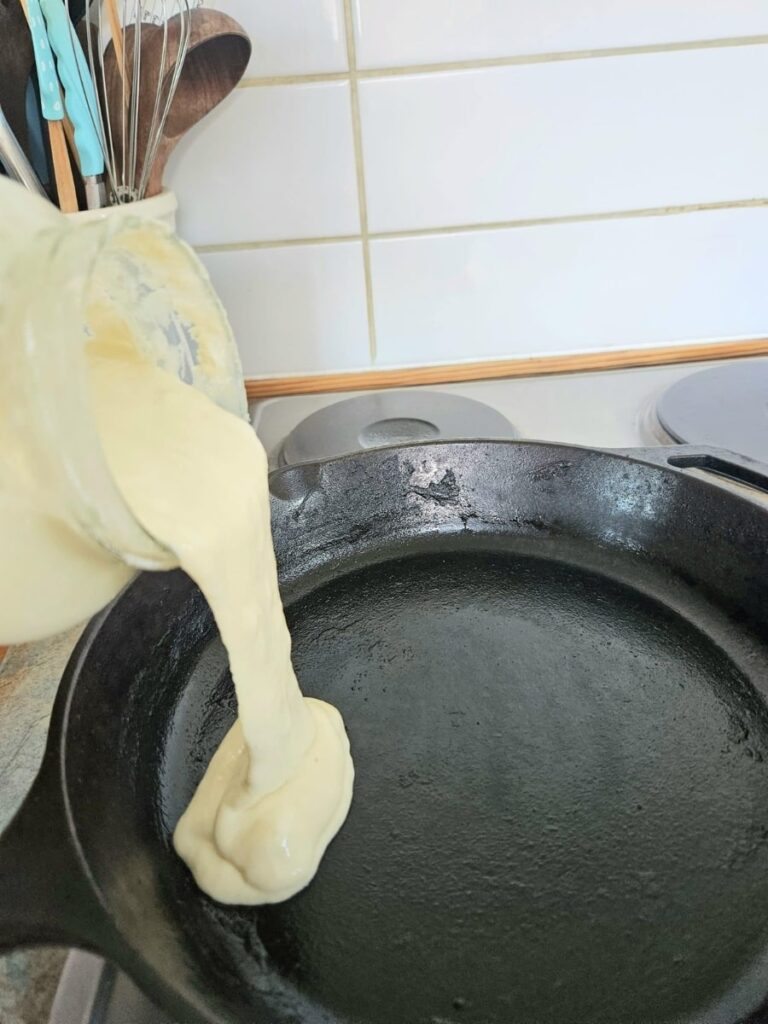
[655,360,768,462]
[49,354,768,1024]
[254,358,757,465]
[50,953,172,1024]
[275,389,518,466]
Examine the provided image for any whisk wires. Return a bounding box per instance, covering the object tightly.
[79,0,191,204]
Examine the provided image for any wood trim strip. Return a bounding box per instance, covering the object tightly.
[245,339,768,400]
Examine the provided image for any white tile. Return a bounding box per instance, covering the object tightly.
[167,83,359,247]
[353,0,768,69]
[370,208,768,366]
[216,0,347,76]
[360,47,768,233]
[201,243,370,377]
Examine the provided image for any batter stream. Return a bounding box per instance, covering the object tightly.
[89,352,354,904]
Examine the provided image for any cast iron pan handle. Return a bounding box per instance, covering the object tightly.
[612,445,768,499]
[0,757,116,955]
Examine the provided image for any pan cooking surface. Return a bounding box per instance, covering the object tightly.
[161,547,768,1024]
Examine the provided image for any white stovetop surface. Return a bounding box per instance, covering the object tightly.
[251,358,755,458]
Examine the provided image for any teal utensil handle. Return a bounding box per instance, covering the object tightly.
[26,0,63,123]
[39,0,103,176]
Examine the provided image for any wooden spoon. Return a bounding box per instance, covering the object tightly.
[103,8,250,199]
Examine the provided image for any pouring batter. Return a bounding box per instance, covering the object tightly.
[88,352,354,904]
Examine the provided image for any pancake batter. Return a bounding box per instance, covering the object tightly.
[88,353,354,905]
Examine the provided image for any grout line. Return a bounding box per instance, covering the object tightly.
[368,197,768,239]
[342,0,378,364]
[195,198,768,255]
[239,71,349,88]
[356,34,768,77]
[236,34,768,89]
[196,235,360,255]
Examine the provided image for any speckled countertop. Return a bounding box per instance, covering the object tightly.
[0,628,83,1024]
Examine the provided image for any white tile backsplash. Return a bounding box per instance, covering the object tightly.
[201,243,370,377]
[360,47,768,234]
[370,207,768,366]
[353,0,768,69]
[216,0,347,77]
[167,83,359,247]
[170,3,768,380]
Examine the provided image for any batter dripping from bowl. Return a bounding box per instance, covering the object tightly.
[89,350,354,905]
[0,180,352,906]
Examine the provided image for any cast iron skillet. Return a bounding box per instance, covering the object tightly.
[2,440,768,1024]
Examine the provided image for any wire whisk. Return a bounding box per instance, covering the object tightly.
[80,0,192,203]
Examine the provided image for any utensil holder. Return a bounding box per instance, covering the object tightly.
[65,189,178,229]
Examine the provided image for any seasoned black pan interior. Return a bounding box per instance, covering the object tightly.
[55,443,768,1023]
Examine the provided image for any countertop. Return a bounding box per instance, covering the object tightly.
[0,627,83,1024]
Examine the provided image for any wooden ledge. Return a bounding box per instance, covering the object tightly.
[245,339,768,400]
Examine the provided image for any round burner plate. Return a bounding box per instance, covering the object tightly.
[278,390,518,466]
[656,361,768,463]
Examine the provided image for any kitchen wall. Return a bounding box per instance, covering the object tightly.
[166,1,768,381]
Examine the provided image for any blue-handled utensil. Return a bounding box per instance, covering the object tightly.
[22,0,79,211]
[39,0,106,208]
[26,0,64,122]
